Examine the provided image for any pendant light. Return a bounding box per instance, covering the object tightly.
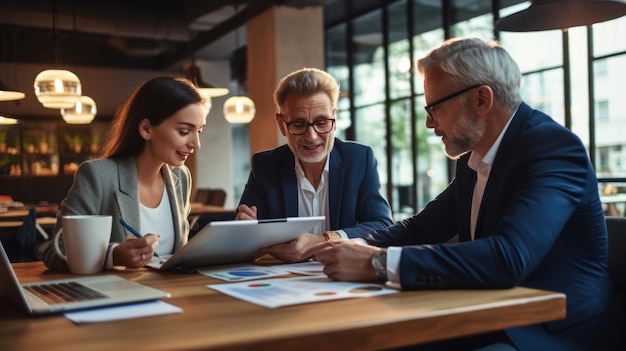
[0,90,25,102]
[183,60,229,115]
[60,96,96,124]
[0,115,19,125]
[0,80,25,101]
[0,54,25,102]
[34,69,82,108]
[223,19,255,124]
[33,0,82,109]
[496,0,626,32]
[224,96,256,124]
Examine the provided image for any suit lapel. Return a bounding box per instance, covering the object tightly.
[328,146,344,230]
[162,164,186,249]
[474,103,532,239]
[456,156,476,242]
[280,153,299,217]
[114,157,140,232]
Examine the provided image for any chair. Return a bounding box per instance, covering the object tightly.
[193,188,226,207]
[188,211,237,239]
[606,216,626,312]
[7,207,49,262]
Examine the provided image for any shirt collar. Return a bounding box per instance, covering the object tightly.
[468,108,517,173]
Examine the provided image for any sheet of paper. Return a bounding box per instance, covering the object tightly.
[195,263,289,282]
[208,275,398,308]
[145,254,173,269]
[64,300,182,324]
[278,261,325,275]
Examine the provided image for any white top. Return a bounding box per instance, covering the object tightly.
[140,186,175,255]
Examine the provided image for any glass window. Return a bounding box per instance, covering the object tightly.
[593,16,626,188]
[354,104,387,198]
[326,23,350,140]
[450,2,494,40]
[325,0,626,218]
[390,98,414,219]
[519,69,565,125]
[388,0,411,101]
[352,9,385,107]
[593,16,626,56]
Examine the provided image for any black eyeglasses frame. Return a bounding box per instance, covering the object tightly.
[424,84,482,121]
[278,114,336,135]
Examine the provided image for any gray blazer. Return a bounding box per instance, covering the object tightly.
[42,157,192,270]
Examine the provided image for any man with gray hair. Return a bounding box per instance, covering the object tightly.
[306,38,623,350]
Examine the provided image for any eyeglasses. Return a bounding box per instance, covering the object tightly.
[279,114,336,135]
[424,84,482,121]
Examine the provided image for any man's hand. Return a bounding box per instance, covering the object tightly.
[236,204,257,220]
[260,232,326,263]
[303,240,381,282]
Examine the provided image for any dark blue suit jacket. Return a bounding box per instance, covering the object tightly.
[238,138,393,237]
[363,103,623,350]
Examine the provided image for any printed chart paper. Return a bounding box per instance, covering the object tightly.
[196,263,289,282]
[208,275,398,308]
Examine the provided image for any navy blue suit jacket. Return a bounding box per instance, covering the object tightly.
[363,103,623,350]
[238,138,393,237]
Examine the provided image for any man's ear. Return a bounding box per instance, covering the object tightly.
[138,118,152,140]
[474,85,494,117]
[276,113,287,137]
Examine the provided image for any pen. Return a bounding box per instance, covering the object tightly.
[120,219,166,263]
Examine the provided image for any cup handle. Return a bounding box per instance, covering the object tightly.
[53,228,68,262]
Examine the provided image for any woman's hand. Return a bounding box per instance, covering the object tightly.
[112,233,159,268]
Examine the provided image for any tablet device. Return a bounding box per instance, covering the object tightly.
[147,216,325,271]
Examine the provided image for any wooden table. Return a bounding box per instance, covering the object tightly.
[189,202,235,216]
[0,261,566,351]
[0,217,57,241]
[0,204,59,219]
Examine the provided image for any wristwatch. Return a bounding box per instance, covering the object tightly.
[371,250,388,282]
[323,231,342,242]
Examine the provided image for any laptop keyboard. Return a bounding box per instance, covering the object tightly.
[24,282,108,305]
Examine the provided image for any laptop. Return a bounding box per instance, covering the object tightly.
[0,242,170,315]
[147,216,325,271]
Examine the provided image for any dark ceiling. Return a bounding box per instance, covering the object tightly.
[0,0,334,73]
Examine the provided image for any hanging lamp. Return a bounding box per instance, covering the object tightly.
[33,0,82,109]
[60,96,96,124]
[496,0,626,32]
[0,32,26,102]
[0,115,19,125]
[223,96,256,124]
[183,61,229,115]
[0,90,25,102]
[0,80,25,101]
[34,69,82,109]
[223,16,255,124]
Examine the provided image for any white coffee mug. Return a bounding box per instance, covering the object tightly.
[53,215,112,274]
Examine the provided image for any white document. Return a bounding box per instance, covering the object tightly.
[208,275,399,308]
[64,300,182,324]
[280,261,325,275]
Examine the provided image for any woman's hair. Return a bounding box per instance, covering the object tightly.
[417,37,522,111]
[273,67,340,112]
[99,76,203,158]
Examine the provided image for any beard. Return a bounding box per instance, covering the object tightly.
[443,107,485,160]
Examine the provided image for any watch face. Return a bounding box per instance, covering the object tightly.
[372,251,386,271]
[371,251,387,281]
